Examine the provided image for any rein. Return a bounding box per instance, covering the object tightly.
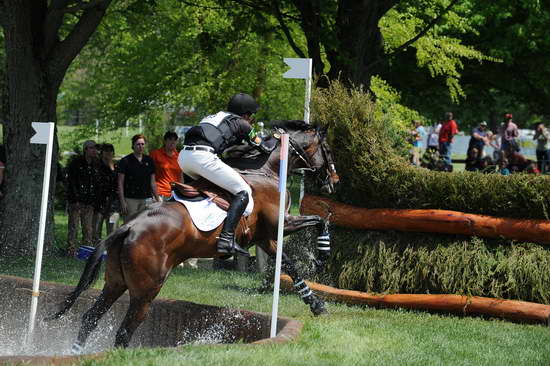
[275,127,317,173]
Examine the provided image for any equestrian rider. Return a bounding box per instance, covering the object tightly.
[178,93,274,257]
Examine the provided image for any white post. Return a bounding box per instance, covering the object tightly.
[125,120,129,136]
[283,58,313,205]
[139,118,143,133]
[270,133,289,338]
[95,119,99,141]
[26,122,55,343]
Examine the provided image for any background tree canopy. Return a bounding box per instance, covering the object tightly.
[1,0,550,256]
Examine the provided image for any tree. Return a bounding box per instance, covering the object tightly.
[0,0,112,257]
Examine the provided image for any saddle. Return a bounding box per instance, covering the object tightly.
[170,179,253,244]
[170,180,231,211]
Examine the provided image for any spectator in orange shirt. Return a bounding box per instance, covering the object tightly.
[150,131,183,201]
[438,112,459,169]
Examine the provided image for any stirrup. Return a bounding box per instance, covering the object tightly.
[217,235,250,257]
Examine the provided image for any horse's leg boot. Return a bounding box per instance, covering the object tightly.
[217,191,250,257]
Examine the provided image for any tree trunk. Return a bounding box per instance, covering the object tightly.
[325,0,396,88]
[0,4,59,258]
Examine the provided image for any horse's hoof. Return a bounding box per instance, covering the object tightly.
[70,343,83,355]
[311,303,328,316]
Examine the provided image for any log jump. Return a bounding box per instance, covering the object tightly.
[301,194,550,245]
[280,275,550,324]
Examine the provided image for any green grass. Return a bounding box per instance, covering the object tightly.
[3,218,550,366]
[2,259,549,365]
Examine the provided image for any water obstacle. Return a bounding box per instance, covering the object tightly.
[0,275,301,364]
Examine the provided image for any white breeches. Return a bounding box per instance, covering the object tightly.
[178,149,254,215]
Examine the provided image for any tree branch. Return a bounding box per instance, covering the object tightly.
[0,0,6,27]
[43,0,71,57]
[227,0,300,21]
[61,0,104,14]
[273,0,306,58]
[48,0,112,88]
[379,0,461,65]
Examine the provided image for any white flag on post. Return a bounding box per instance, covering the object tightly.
[30,122,52,144]
[283,58,312,79]
[26,122,55,345]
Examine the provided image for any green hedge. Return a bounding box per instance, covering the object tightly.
[326,229,550,304]
[312,81,550,219]
[298,81,550,303]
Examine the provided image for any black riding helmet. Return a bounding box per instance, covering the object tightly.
[227,93,259,116]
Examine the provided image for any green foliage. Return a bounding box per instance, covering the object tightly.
[313,81,550,220]
[329,229,550,304]
[380,0,500,103]
[59,0,306,131]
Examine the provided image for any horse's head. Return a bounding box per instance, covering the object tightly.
[272,120,340,194]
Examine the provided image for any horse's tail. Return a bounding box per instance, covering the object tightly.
[47,224,131,320]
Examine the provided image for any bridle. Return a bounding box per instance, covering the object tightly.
[275,127,339,193]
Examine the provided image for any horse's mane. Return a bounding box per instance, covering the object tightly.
[270,120,315,132]
[224,120,318,171]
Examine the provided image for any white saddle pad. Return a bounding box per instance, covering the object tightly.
[173,192,227,232]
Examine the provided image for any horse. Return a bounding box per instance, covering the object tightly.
[49,120,340,353]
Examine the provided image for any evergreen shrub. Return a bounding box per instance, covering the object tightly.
[298,81,550,303]
[326,229,550,304]
[312,81,550,219]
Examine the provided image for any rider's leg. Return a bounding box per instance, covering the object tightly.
[216,190,250,256]
[178,150,253,255]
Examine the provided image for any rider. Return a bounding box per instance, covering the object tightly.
[178,93,273,257]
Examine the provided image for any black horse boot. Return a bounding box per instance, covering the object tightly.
[217,190,250,257]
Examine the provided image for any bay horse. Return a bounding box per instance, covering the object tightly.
[50,120,339,353]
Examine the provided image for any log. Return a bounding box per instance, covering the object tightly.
[300,194,550,245]
[280,275,550,324]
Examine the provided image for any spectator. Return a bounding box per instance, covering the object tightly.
[499,113,519,158]
[533,122,550,173]
[66,140,100,256]
[150,131,183,201]
[498,158,510,176]
[0,145,5,199]
[426,121,441,152]
[438,112,459,169]
[118,134,160,223]
[93,143,119,243]
[465,147,480,172]
[468,121,490,159]
[410,120,426,166]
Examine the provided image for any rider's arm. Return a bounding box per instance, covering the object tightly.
[245,123,275,154]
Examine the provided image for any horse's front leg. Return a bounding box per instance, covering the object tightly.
[282,250,327,316]
[284,214,331,271]
[260,239,327,316]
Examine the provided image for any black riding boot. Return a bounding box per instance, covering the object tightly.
[217,190,250,257]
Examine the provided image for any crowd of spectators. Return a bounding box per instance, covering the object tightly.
[62,132,191,260]
[413,112,548,175]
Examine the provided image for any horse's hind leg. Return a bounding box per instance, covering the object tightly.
[71,282,127,354]
[114,289,160,348]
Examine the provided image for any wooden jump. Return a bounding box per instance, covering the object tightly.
[280,275,550,324]
[300,194,550,245]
